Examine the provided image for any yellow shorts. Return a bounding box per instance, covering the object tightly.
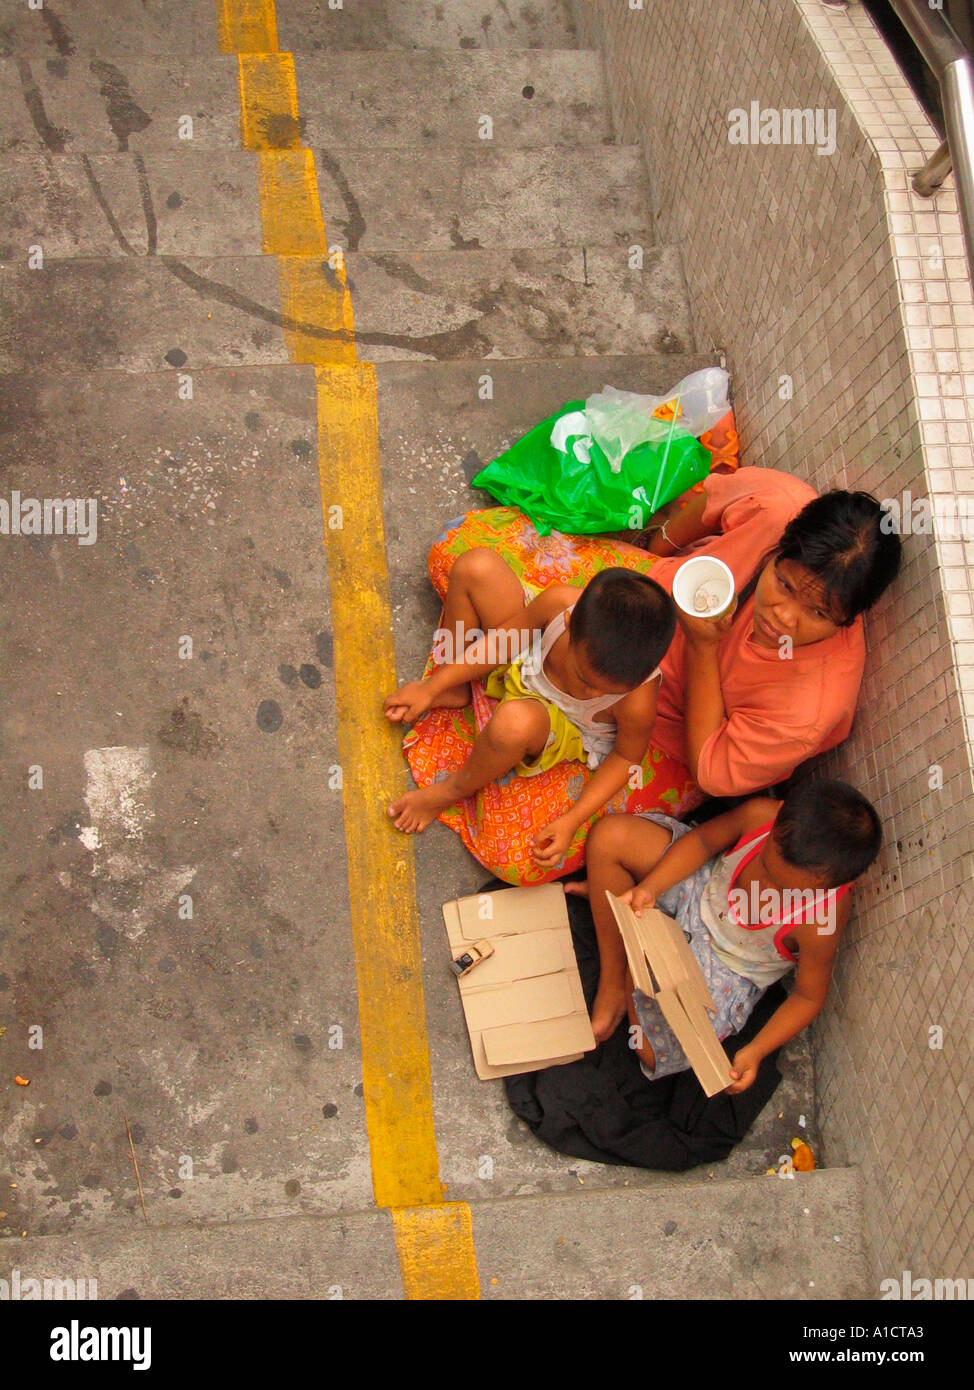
[484,661,587,776]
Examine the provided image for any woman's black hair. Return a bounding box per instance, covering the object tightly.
[739,490,902,624]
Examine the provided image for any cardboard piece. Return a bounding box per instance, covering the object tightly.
[605,892,731,1098]
[442,884,596,1080]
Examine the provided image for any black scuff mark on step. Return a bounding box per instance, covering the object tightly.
[320,259,343,293]
[462,449,483,482]
[162,255,317,334]
[133,153,157,255]
[368,252,437,295]
[88,59,152,152]
[582,246,590,287]
[16,58,69,153]
[79,149,158,258]
[41,4,74,55]
[449,215,481,251]
[315,148,365,251]
[160,255,495,359]
[80,153,138,255]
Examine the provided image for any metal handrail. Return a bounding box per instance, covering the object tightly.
[889,0,974,283]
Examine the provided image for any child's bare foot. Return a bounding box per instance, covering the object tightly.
[387,782,459,832]
[564,880,589,898]
[590,980,628,1044]
[384,678,470,723]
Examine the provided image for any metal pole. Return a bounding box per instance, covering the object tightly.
[889,0,965,77]
[942,54,974,284]
[913,138,952,196]
[890,1,974,283]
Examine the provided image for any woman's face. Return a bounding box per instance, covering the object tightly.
[751,558,843,650]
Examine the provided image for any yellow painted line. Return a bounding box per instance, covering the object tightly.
[237,52,302,150]
[316,363,445,1210]
[392,1205,481,1301]
[216,0,279,54]
[219,0,481,1300]
[279,256,357,364]
[257,150,327,254]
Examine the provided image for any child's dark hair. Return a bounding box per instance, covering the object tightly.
[774,778,882,886]
[741,491,902,624]
[570,569,676,685]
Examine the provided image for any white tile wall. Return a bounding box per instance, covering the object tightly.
[574,0,974,1284]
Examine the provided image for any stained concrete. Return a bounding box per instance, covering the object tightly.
[0,245,693,372]
[0,0,580,60]
[0,50,609,156]
[0,0,853,1299]
[0,366,373,1237]
[470,1169,869,1300]
[3,1168,866,1299]
[0,54,243,155]
[0,145,652,259]
[279,0,582,53]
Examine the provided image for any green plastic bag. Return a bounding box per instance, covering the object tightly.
[472,399,710,536]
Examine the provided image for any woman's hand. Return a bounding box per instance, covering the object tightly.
[531,815,576,868]
[383,679,434,724]
[678,597,738,647]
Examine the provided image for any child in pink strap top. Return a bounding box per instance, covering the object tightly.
[573,779,881,1090]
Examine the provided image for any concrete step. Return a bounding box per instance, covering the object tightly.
[1,50,611,155]
[0,361,810,1245]
[0,1169,869,1299]
[0,245,694,372]
[0,361,387,1239]
[0,146,652,259]
[0,0,580,60]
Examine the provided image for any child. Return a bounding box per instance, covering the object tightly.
[384,560,676,869]
[571,778,881,1087]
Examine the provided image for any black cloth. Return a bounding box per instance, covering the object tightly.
[503,882,784,1170]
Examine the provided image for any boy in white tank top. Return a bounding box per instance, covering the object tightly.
[385,559,676,869]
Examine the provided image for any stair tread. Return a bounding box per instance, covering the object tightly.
[3,1169,867,1300]
[0,0,581,59]
[0,50,611,154]
[0,245,696,371]
[0,146,653,259]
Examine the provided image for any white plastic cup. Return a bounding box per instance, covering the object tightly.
[672,556,736,620]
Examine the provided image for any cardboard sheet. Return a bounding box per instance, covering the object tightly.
[443,885,596,1080]
[606,892,731,1097]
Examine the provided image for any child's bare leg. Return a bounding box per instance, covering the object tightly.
[388,699,549,832]
[429,548,526,707]
[582,814,673,1043]
[626,988,657,1071]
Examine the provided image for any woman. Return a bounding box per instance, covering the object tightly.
[401,466,901,884]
